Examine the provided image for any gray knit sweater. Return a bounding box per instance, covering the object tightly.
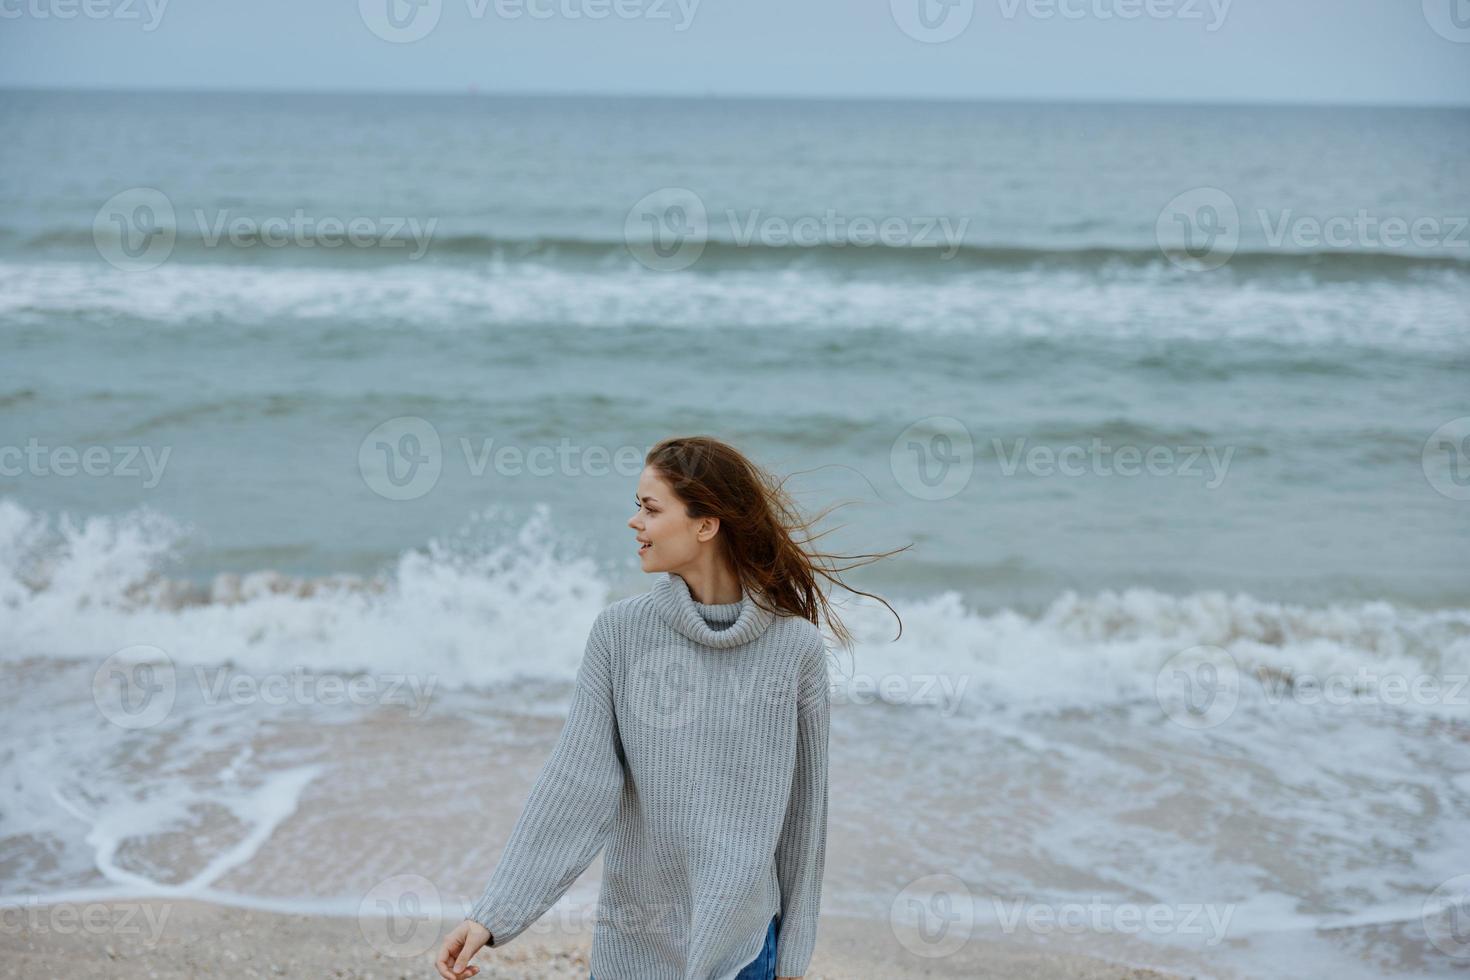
[467,571,831,980]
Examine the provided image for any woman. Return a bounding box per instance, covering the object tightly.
[435,436,905,980]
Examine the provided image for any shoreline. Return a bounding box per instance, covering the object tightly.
[0,896,1200,980]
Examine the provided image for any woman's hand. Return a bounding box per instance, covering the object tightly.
[433,919,491,980]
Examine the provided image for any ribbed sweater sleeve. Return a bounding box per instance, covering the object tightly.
[467,610,624,947]
[773,638,831,977]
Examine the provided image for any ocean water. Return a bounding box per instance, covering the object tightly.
[1,90,1468,978]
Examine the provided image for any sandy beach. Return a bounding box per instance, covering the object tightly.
[0,898,1195,980]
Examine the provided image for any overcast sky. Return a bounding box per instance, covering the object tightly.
[1,0,1467,105]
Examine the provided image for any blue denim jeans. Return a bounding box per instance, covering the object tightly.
[591,913,780,980]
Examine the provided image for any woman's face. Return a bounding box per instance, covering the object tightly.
[627,466,711,573]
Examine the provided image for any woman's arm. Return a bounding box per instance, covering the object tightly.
[773,636,831,978]
[466,610,625,947]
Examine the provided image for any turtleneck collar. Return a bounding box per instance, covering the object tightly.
[652,572,776,649]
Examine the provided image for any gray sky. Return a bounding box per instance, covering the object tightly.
[1,0,1467,105]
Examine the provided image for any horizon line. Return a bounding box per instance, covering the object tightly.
[2,83,1467,111]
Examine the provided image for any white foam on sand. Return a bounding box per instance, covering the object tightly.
[77,764,324,892]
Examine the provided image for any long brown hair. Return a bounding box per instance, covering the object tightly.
[645,435,909,651]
